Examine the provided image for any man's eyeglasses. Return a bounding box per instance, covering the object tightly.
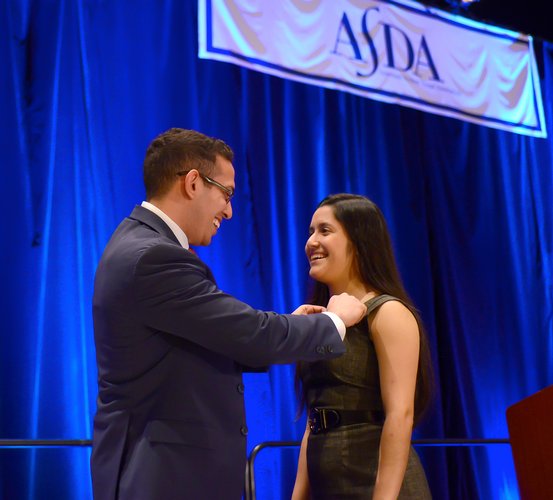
[177,170,234,203]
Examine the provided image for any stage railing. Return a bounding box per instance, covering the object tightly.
[244,438,511,500]
[0,437,511,499]
[0,439,92,447]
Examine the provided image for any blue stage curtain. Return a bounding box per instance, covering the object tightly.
[1,1,551,499]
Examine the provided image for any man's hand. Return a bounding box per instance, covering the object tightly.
[292,304,327,315]
[326,293,367,327]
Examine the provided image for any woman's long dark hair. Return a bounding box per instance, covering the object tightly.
[297,193,434,424]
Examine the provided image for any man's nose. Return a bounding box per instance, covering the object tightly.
[223,201,233,219]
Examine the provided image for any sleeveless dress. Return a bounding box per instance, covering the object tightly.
[299,295,431,499]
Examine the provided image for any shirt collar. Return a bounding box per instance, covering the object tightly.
[141,201,189,249]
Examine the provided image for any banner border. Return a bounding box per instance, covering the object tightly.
[200,0,547,138]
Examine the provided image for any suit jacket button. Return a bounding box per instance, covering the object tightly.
[237,383,245,394]
[240,426,249,436]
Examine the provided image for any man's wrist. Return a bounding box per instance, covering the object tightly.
[322,312,346,340]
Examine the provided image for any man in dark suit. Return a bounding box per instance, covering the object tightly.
[91,128,366,499]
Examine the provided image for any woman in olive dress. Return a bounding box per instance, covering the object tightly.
[292,194,433,499]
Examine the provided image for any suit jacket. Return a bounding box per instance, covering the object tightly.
[90,205,345,500]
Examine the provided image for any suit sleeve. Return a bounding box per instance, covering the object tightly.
[132,243,345,367]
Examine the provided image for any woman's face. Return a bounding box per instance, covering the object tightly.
[305,205,355,291]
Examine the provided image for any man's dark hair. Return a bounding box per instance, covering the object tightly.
[143,128,234,199]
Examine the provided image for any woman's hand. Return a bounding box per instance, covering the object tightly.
[292,304,327,315]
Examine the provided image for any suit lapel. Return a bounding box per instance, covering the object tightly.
[128,205,181,246]
[128,205,216,282]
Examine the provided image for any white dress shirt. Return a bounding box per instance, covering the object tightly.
[142,201,189,249]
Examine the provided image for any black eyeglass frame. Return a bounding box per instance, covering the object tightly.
[176,170,234,203]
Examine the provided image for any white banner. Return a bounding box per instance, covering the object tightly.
[198,0,546,138]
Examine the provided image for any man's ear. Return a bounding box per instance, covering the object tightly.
[181,170,201,199]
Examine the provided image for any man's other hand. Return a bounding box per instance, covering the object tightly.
[326,293,367,327]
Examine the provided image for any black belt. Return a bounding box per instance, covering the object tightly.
[308,407,384,434]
